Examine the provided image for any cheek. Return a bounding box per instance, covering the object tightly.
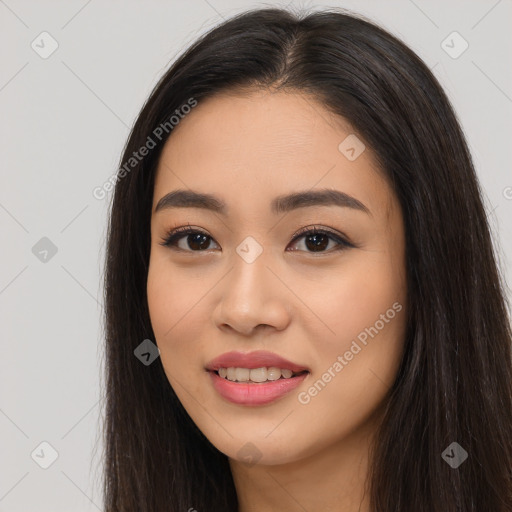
[147,261,217,414]
[146,259,208,376]
[313,250,405,335]
[306,249,407,391]
[295,261,406,440]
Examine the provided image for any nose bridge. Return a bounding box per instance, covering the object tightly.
[226,243,274,308]
[213,242,290,334]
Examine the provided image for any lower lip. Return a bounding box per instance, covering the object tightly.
[208,371,308,406]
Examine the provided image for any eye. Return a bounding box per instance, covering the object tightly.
[159,224,353,254]
[159,224,219,252]
[287,225,353,253]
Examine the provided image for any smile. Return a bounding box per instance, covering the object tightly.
[205,350,310,406]
[217,366,305,382]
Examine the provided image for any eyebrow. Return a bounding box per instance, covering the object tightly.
[154,188,371,216]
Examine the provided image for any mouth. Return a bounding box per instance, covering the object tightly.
[212,366,309,383]
[205,351,310,406]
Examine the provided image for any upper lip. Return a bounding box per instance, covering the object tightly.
[206,350,309,373]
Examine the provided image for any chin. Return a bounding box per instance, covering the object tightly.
[207,429,315,467]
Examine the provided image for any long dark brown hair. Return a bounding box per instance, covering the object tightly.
[102,6,512,511]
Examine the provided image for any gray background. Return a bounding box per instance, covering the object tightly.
[1,0,511,510]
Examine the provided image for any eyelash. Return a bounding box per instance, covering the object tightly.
[158,223,354,254]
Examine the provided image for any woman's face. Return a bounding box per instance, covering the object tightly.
[147,89,407,465]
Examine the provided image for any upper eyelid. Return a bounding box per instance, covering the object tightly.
[160,225,351,250]
[164,225,343,240]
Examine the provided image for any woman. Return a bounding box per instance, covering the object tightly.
[102,6,512,511]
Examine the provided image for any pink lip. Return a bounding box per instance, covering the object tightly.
[208,371,309,406]
[205,350,309,373]
[205,350,310,406]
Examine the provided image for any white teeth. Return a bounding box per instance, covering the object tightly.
[249,367,268,382]
[216,366,303,382]
[266,367,282,381]
[235,368,250,382]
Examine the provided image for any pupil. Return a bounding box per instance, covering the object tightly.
[189,234,209,250]
[306,233,328,252]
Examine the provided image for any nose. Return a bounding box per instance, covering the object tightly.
[212,253,291,337]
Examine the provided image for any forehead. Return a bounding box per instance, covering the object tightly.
[153,89,393,218]
[159,89,355,168]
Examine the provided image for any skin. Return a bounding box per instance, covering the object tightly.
[147,88,408,512]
